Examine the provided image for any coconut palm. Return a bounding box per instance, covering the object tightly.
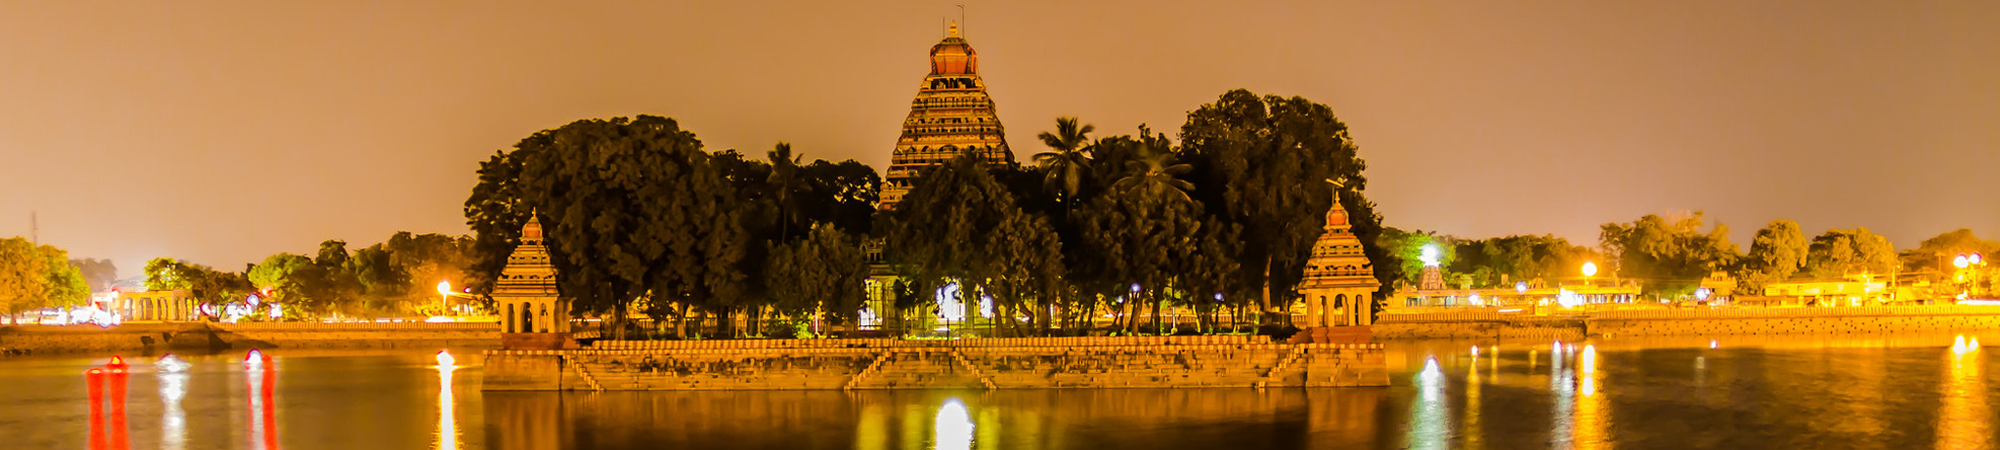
[767,142,803,240]
[1110,133,1194,208]
[1033,117,1096,204]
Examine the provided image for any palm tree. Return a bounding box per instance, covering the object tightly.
[1110,133,1194,208]
[767,142,803,241]
[1033,117,1096,205]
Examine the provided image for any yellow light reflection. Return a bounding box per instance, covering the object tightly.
[436,364,460,450]
[160,371,188,450]
[1466,353,1483,450]
[1573,345,1607,450]
[934,397,973,450]
[1938,336,1989,450]
[1408,357,1448,450]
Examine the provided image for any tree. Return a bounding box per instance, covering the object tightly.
[1804,227,1897,280]
[1033,116,1096,205]
[248,253,324,315]
[1179,89,1383,321]
[798,159,881,235]
[1598,213,1740,297]
[70,258,117,292]
[1901,229,2000,277]
[465,115,750,338]
[0,237,49,323]
[883,154,1043,335]
[33,245,89,311]
[1735,220,1809,293]
[764,224,868,329]
[1376,227,1457,289]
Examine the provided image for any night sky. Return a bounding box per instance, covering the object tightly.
[3,0,1996,274]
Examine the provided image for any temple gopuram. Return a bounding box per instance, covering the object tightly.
[879,21,1014,209]
[1298,197,1380,328]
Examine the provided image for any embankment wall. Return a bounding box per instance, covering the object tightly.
[1372,306,2000,340]
[0,322,499,356]
[486,336,1387,391]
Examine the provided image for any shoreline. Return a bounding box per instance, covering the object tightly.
[1374,305,2000,340]
[0,322,500,357]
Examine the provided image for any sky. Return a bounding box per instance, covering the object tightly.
[2,0,1996,276]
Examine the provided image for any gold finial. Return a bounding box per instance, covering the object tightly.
[949,20,960,38]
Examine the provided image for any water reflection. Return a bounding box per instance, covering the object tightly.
[934,398,974,450]
[437,355,461,450]
[247,352,280,450]
[160,370,188,450]
[1573,345,1608,450]
[1938,335,1989,450]
[1408,357,1448,450]
[85,366,130,450]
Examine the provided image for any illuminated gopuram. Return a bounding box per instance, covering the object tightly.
[1298,198,1380,327]
[494,211,572,350]
[879,21,1014,209]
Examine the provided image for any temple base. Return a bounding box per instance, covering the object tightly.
[501,332,577,351]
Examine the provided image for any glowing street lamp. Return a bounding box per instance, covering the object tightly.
[1956,255,1971,269]
[436,281,453,316]
[1419,244,1441,267]
[1581,262,1599,286]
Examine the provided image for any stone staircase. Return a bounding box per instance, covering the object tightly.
[845,350,986,390]
[568,358,604,391]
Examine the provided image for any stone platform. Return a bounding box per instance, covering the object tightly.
[482,335,1388,391]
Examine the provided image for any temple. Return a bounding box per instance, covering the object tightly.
[879,21,1014,209]
[1297,197,1380,327]
[493,211,573,350]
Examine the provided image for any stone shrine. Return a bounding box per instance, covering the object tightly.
[1298,197,1380,327]
[493,212,573,350]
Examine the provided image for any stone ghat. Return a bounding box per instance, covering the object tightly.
[483,338,1386,391]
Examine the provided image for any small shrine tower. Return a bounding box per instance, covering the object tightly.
[494,212,572,349]
[1298,197,1381,327]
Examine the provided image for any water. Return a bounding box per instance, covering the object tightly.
[0,335,1995,449]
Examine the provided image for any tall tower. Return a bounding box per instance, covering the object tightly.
[880,21,1013,209]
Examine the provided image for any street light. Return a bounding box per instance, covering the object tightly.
[1581,262,1598,285]
[436,281,453,316]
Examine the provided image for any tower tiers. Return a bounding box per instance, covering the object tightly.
[880,21,1013,209]
[1299,198,1381,327]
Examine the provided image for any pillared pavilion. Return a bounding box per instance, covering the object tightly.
[1298,198,1380,327]
[879,21,1014,209]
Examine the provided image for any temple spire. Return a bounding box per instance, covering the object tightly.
[949,20,960,38]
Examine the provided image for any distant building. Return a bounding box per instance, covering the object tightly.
[878,21,1014,209]
[110,289,197,322]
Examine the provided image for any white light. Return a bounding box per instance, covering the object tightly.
[1972,254,1984,265]
[244,349,266,371]
[1695,288,1711,301]
[1498,309,1523,313]
[1581,262,1599,278]
[1515,281,1529,294]
[1709,340,1718,349]
[156,354,191,373]
[437,281,453,296]
[1955,256,1971,269]
[1420,244,1441,267]
[436,349,456,368]
[934,398,975,450]
[1468,293,1483,306]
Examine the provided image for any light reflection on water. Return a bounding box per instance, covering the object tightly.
[3,335,2000,449]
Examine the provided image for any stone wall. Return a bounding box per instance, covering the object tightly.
[1371,306,2000,340]
[488,336,1387,391]
[0,322,499,356]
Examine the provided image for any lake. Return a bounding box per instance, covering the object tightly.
[0,334,1993,449]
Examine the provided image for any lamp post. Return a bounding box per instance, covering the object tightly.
[436,281,453,316]
[1581,262,1599,305]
